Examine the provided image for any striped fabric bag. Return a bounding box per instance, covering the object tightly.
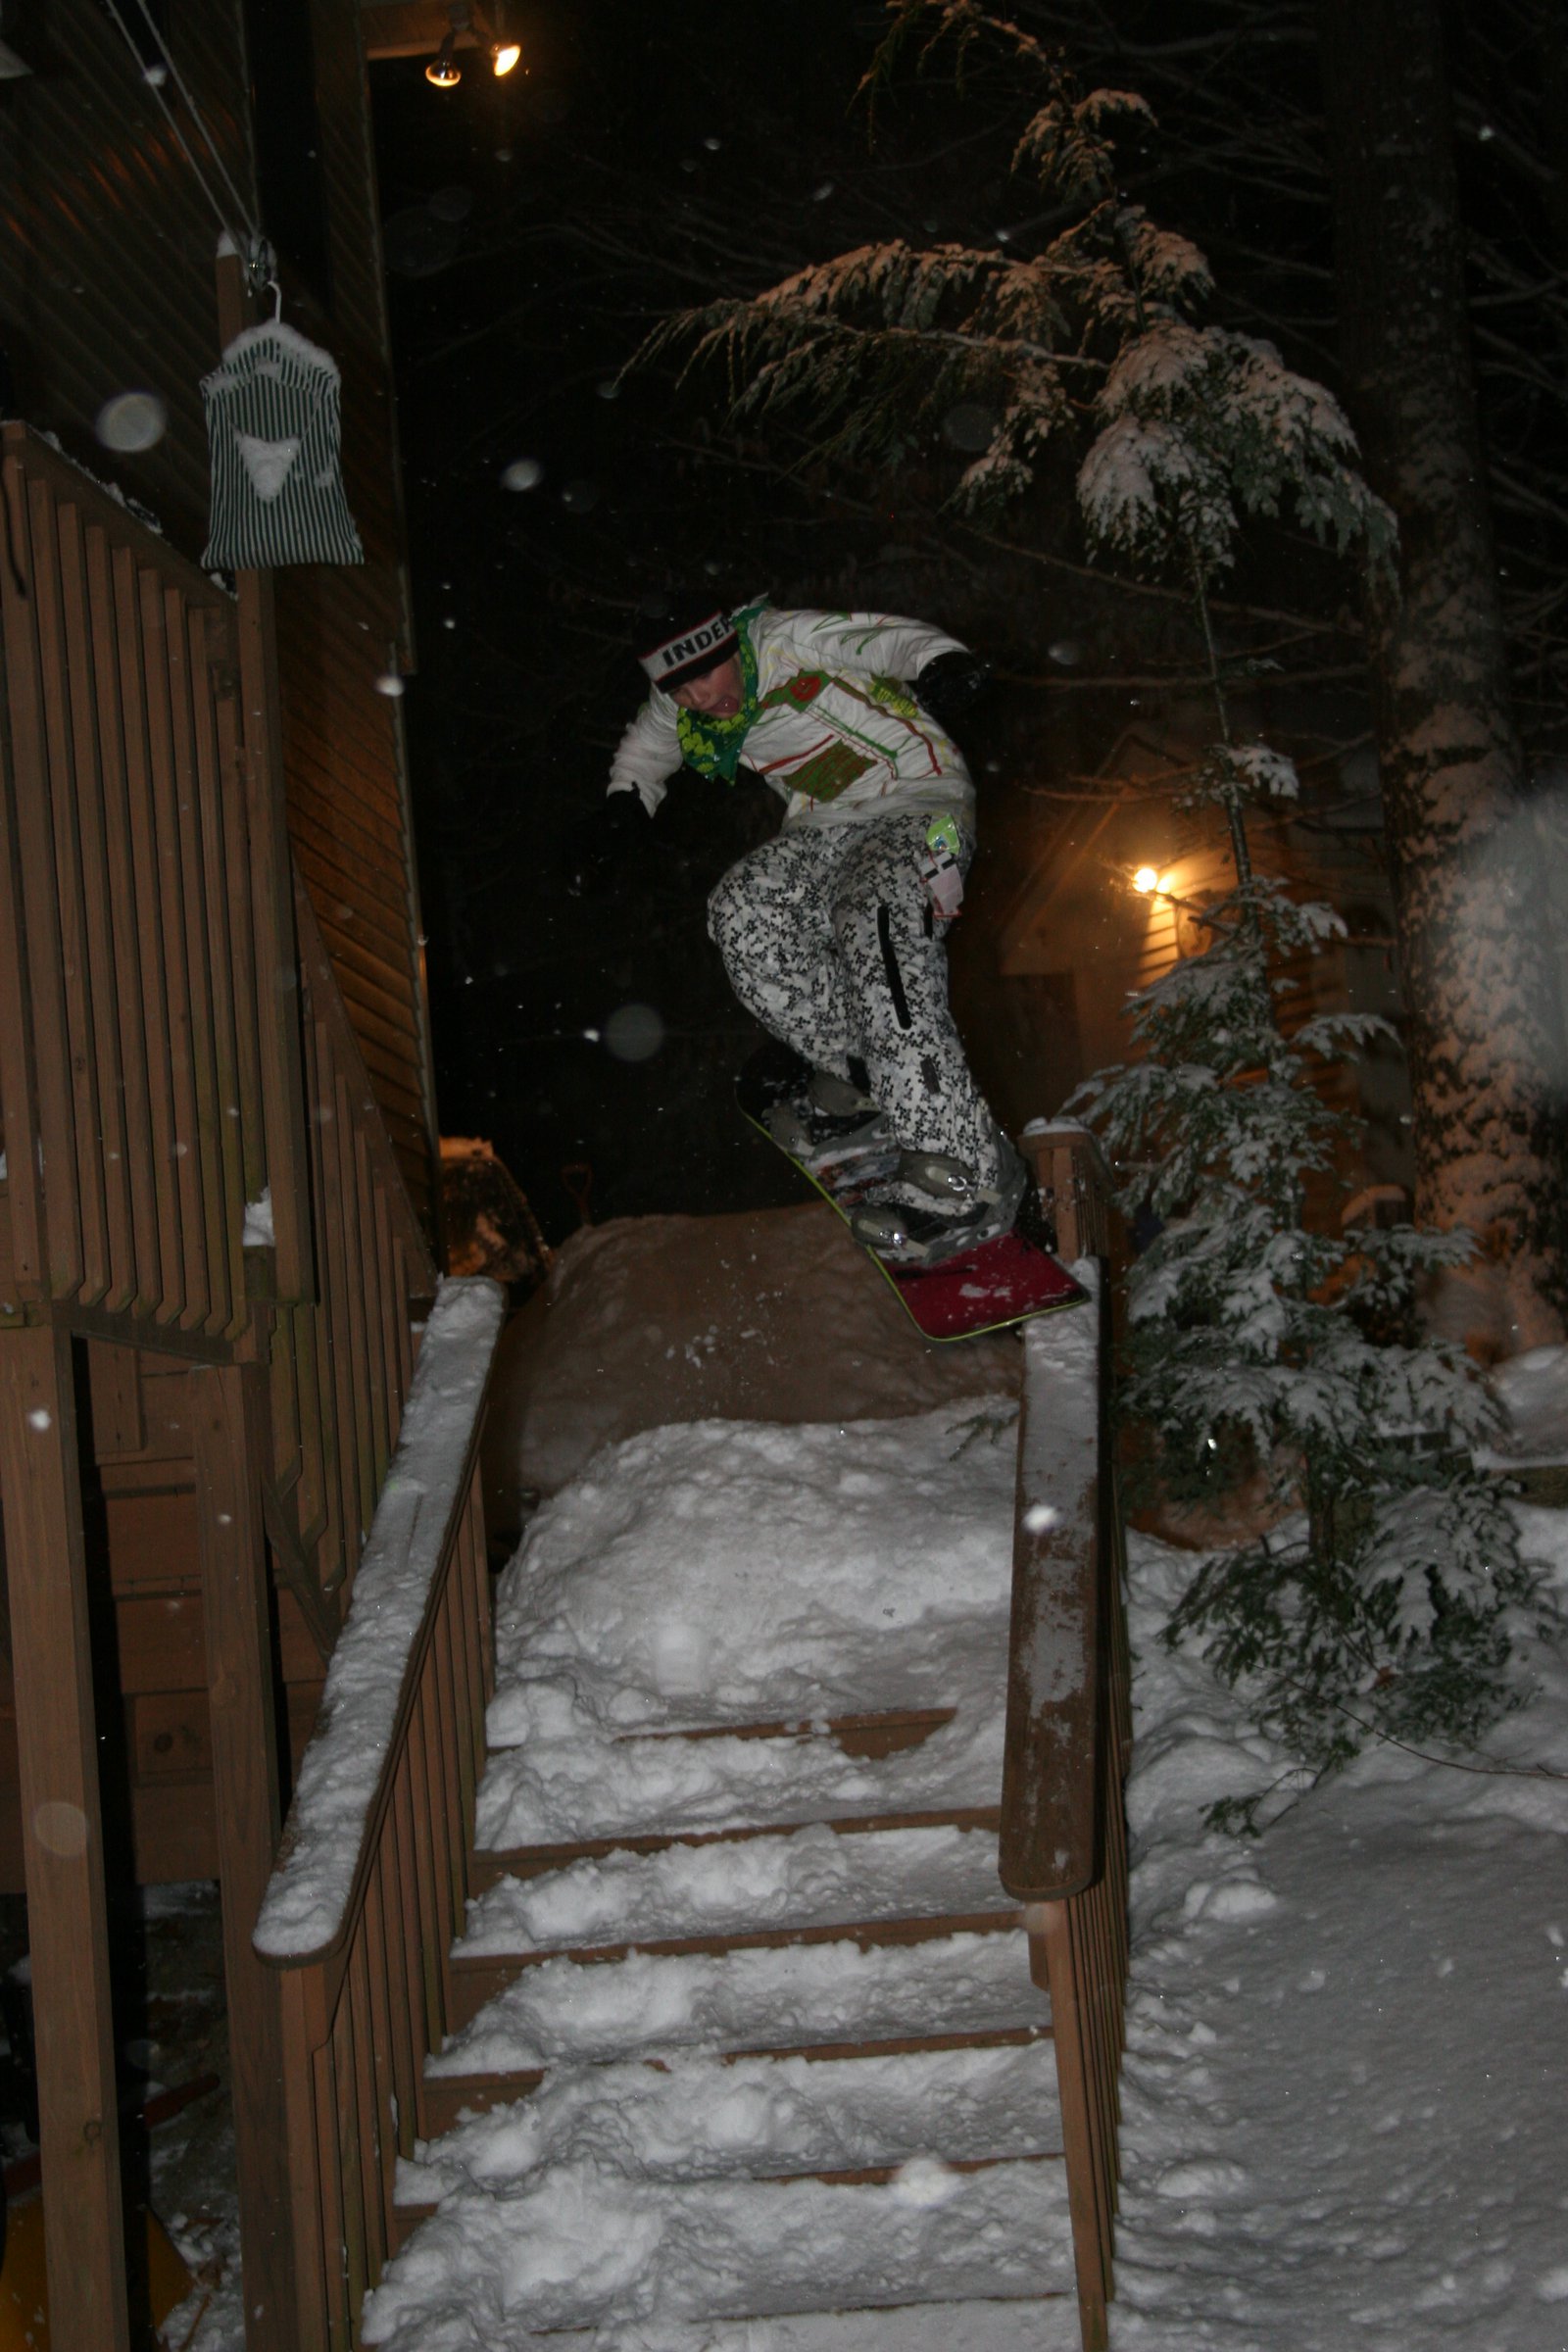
[201,318,364,568]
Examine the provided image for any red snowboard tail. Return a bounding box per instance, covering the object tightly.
[889,1224,1088,1341]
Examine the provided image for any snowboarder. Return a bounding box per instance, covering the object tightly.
[577,594,1025,1264]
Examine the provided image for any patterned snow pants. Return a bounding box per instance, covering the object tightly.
[708,810,1004,1186]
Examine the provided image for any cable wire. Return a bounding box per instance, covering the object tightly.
[99,0,262,269]
[130,0,260,244]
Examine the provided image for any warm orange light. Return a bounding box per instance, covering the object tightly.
[1132,865,1159,894]
[492,39,520,73]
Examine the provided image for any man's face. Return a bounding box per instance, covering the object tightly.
[669,654,744,718]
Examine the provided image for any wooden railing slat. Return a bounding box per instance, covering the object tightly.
[55,499,128,1307]
[12,479,84,1297]
[111,542,185,1319]
[187,607,250,1337]
[0,459,49,1288]
[137,562,207,1325]
[163,584,230,1335]
[84,523,159,1314]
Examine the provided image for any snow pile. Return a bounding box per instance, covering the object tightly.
[482,1203,1021,1507]
[255,1277,507,1958]
[477,1397,1020,1850]
[1107,1512,1568,2349]
[1487,1343,1568,1463]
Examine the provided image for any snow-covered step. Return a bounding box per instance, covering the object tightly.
[462,1822,1009,1957]
[449,1822,1021,2026]
[469,1802,1001,1892]
[363,2157,1073,2348]
[403,2041,1062,2208]
[430,1926,1049,2080]
[371,2298,1081,2352]
[475,1699,1005,1850]
[418,2021,1053,2140]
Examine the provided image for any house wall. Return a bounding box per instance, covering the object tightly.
[0,0,436,1221]
[0,0,437,1882]
[985,735,1414,1221]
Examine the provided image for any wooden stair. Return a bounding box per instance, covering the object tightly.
[366,1706,1080,2348]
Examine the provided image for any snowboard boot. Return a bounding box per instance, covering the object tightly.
[756,1053,894,1177]
[850,1132,1028,1266]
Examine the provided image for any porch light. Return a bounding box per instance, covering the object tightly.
[1132,865,1159,894]
[492,13,521,76]
[424,31,461,85]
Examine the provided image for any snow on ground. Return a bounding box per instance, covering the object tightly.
[1107,1512,1568,2351]
[411,1394,1565,2347]
[155,1222,1568,2348]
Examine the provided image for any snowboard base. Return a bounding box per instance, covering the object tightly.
[737,1052,1089,1343]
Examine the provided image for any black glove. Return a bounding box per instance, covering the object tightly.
[564,790,652,897]
[914,650,991,735]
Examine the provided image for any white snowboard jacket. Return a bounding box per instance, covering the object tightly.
[607,606,976,832]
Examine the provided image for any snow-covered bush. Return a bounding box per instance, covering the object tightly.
[1072,789,1544,1827]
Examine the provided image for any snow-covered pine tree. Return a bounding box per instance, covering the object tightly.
[652,0,1554,1815]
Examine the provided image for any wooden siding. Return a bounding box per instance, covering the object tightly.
[0,0,437,1228]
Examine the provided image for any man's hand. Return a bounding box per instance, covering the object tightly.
[564,789,652,897]
[914,651,991,735]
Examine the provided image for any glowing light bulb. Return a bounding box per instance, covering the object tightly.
[492,40,520,73]
[1133,865,1159,894]
[425,33,461,84]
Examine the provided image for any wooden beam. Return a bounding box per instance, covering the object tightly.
[0,1323,130,2351]
[190,1356,296,2352]
[360,4,489,63]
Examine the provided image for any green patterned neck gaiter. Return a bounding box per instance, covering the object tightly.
[674,613,761,781]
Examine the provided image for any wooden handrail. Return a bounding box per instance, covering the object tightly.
[256,1276,504,1969]
[999,1266,1107,1900]
[254,1277,504,2351]
[1003,1121,1130,2352]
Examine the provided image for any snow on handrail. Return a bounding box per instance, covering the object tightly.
[999,1259,1107,1900]
[255,1275,506,1962]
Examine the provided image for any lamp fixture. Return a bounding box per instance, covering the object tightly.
[1132,865,1160,895]
[425,3,517,88]
[424,30,461,85]
[491,6,520,74]
[425,3,472,86]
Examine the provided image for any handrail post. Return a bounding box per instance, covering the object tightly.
[0,1324,130,2350]
[1002,1122,1127,2352]
[191,1351,296,2351]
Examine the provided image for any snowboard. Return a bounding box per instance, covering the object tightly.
[737,1050,1089,1343]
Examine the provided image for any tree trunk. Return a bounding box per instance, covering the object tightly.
[1317,0,1566,1358]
